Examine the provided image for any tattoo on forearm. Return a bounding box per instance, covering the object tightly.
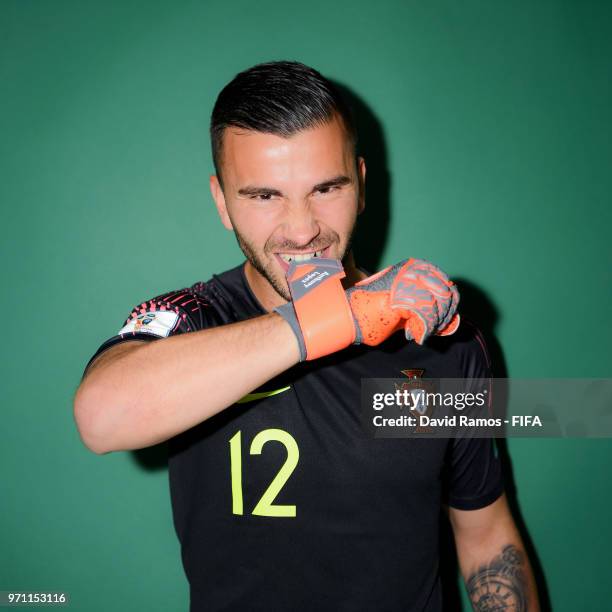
[466,544,528,611]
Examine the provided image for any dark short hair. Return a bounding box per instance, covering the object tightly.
[210,60,357,185]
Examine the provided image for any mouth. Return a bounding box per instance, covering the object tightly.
[273,245,331,273]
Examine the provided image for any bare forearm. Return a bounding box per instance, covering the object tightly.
[456,528,540,611]
[75,313,299,453]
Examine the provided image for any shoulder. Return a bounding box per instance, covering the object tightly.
[123,281,222,334]
[119,262,252,337]
[82,280,222,380]
[427,316,492,378]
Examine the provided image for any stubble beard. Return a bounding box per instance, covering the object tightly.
[234,223,357,302]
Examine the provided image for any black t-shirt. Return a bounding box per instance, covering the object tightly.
[83,262,504,612]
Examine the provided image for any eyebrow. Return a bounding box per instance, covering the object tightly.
[237,174,352,197]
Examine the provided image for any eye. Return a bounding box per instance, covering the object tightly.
[317,185,340,195]
[251,193,274,201]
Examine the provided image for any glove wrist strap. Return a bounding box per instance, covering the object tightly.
[288,260,356,360]
[274,301,307,362]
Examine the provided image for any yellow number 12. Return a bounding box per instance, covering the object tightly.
[229,429,299,518]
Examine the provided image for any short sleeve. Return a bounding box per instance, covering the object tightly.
[441,320,505,510]
[81,287,213,380]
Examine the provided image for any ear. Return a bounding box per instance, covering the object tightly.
[210,175,233,230]
[357,156,366,215]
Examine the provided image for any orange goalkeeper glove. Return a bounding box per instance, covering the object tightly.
[275,258,460,362]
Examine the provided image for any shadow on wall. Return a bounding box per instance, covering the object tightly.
[130,82,551,612]
[449,279,552,611]
[334,81,391,274]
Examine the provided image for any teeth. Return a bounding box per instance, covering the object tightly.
[279,249,323,263]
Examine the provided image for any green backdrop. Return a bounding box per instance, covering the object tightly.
[2,1,611,610]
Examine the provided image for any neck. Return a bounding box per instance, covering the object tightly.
[340,250,368,287]
[244,251,367,313]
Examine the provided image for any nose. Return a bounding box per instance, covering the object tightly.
[283,204,320,248]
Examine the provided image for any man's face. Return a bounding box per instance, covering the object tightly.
[210,115,365,303]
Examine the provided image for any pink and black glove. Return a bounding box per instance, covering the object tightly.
[275,257,460,361]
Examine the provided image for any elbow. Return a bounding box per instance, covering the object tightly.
[73,383,114,455]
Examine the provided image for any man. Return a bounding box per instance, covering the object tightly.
[74,61,540,611]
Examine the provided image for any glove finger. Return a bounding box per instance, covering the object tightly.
[403,325,414,342]
[409,259,459,332]
[398,309,428,345]
[436,282,460,331]
[391,276,435,312]
[411,276,452,328]
[392,258,448,312]
[436,312,461,337]
[391,272,441,338]
[405,259,454,300]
